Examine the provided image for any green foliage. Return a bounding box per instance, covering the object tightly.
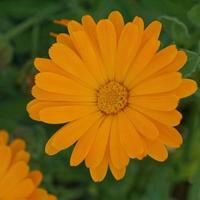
[181,50,200,78]
[188,3,200,27]
[160,15,192,48]
[0,0,200,199]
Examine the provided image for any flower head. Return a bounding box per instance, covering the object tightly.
[27,11,197,182]
[0,130,57,199]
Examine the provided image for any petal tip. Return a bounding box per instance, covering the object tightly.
[45,141,59,156]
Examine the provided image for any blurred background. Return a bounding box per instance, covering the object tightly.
[0,0,200,199]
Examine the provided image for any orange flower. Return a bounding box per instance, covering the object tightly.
[27,11,197,182]
[0,130,57,200]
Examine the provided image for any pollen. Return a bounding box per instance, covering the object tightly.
[97,81,129,115]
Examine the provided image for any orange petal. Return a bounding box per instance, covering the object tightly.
[132,16,144,51]
[0,146,12,180]
[49,43,98,88]
[130,94,179,111]
[109,158,126,181]
[142,20,162,44]
[124,37,160,88]
[81,15,98,50]
[108,11,124,40]
[67,20,83,34]
[0,130,9,145]
[54,19,69,27]
[5,179,34,199]
[32,86,96,102]
[28,170,43,187]
[45,112,102,155]
[27,100,95,122]
[132,16,144,35]
[27,100,62,121]
[134,106,182,126]
[159,51,187,73]
[137,151,147,160]
[45,141,58,157]
[0,161,29,197]
[97,19,117,80]
[173,79,197,98]
[56,33,76,51]
[48,194,57,200]
[85,116,112,168]
[34,58,68,77]
[70,30,106,84]
[131,72,182,95]
[145,139,168,162]
[125,107,159,139]
[89,149,108,182]
[29,188,49,200]
[35,72,94,96]
[109,116,129,169]
[70,117,103,166]
[39,104,97,124]
[131,45,177,86]
[81,15,96,34]
[27,99,37,111]
[115,23,139,82]
[10,139,26,155]
[118,112,144,158]
[12,150,30,163]
[50,32,58,38]
[155,121,183,147]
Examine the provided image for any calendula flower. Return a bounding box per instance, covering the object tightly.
[0,130,57,200]
[27,11,197,182]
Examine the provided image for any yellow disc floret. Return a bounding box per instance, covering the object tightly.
[97,81,128,114]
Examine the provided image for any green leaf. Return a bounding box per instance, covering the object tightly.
[146,167,172,200]
[195,88,200,98]
[181,50,200,77]
[177,104,200,180]
[188,166,200,200]
[0,39,13,67]
[0,67,18,97]
[0,0,58,19]
[0,95,28,131]
[188,4,200,27]
[159,15,191,47]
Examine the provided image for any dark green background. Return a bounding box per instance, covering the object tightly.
[0,0,200,199]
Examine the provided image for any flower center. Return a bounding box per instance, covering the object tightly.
[97,81,129,115]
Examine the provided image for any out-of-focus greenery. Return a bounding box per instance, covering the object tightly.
[0,0,200,199]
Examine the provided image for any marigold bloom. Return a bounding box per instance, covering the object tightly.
[27,11,197,182]
[0,130,57,200]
